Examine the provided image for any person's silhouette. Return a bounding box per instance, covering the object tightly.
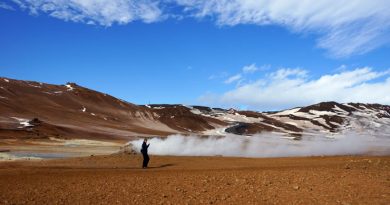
[141,139,150,168]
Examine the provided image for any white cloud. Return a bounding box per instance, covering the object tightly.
[224,74,242,84]
[242,63,258,73]
[12,0,163,26]
[222,64,268,85]
[8,0,390,57]
[208,71,228,80]
[268,68,307,80]
[175,0,390,58]
[0,2,14,10]
[200,67,390,111]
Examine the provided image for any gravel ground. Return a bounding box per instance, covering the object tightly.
[0,154,389,205]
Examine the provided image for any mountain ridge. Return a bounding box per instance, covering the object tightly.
[1,77,389,140]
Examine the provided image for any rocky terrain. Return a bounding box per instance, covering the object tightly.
[1,76,390,141]
[0,154,389,205]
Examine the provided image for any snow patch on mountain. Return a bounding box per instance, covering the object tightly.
[65,84,74,91]
[11,117,33,128]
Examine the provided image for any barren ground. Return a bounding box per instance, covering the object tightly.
[0,154,389,205]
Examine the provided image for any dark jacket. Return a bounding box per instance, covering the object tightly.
[141,141,149,154]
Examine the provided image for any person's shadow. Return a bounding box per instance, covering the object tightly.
[147,163,175,169]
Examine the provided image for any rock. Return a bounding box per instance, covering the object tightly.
[29,118,42,126]
[293,185,300,190]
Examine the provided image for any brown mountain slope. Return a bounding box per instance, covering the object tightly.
[0,77,225,140]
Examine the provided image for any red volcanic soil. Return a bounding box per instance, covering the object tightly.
[0,155,389,204]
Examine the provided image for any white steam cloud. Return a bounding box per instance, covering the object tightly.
[129,132,390,158]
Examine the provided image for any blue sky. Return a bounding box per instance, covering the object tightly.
[1,1,390,111]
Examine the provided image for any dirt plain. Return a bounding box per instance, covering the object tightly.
[0,154,389,205]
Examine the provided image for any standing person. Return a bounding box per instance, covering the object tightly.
[141,138,150,168]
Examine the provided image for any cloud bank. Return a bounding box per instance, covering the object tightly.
[201,66,390,111]
[3,0,390,57]
[175,0,390,58]
[10,0,162,26]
